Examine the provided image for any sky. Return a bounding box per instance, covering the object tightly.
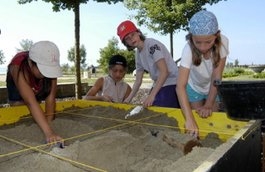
[0,0,265,71]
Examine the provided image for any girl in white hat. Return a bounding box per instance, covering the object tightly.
[176,10,229,138]
[6,41,63,145]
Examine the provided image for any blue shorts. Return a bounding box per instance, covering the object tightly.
[186,84,220,103]
[152,85,180,108]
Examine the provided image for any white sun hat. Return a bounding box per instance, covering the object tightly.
[29,41,62,78]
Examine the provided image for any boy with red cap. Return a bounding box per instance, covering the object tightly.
[117,20,180,108]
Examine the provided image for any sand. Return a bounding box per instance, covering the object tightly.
[0,106,223,172]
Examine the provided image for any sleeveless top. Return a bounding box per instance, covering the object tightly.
[6,51,51,101]
[97,75,129,103]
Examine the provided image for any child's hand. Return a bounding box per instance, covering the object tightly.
[123,97,132,104]
[196,106,212,118]
[46,133,64,147]
[185,120,199,138]
[102,95,113,102]
[143,95,155,107]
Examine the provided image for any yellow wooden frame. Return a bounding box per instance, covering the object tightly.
[0,100,248,141]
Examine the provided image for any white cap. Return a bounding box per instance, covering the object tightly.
[29,41,62,78]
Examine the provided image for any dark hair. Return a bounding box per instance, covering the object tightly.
[109,54,127,68]
[16,52,32,82]
[7,52,51,101]
[186,30,222,68]
[122,29,146,51]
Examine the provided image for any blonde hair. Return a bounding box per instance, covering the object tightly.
[186,31,222,68]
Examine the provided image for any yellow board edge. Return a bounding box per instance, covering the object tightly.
[0,100,248,141]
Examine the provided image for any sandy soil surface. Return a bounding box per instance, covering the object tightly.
[0,106,223,172]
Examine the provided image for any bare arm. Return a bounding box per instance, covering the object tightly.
[123,84,132,101]
[123,70,144,103]
[197,57,227,116]
[176,66,199,137]
[205,57,227,107]
[143,58,168,107]
[45,79,57,122]
[84,77,112,102]
[10,66,62,143]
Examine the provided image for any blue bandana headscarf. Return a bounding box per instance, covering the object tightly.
[189,10,218,35]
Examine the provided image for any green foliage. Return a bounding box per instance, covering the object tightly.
[223,67,252,78]
[222,72,238,78]
[1,39,32,66]
[253,72,265,79]
[233,68,245,75]
[67,44,87,69]
[226,62,234,68]
[18,0,123,12]
[98,37,119,73]
[119,49,135,73]
[0,50,5,65]
[125,0,225,35]
[16,39,34,52]
[222,67,265,79]
[98,37,135,73]
[61,63,70,73]
[17,0,124,98]
[234,59,239,66]
[124,0,225,57]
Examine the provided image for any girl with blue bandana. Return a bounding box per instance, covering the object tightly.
[176,10,229,138]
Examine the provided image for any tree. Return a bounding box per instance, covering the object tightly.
[61,63,71,74]
[125,0,224,58]
[98,37,120,73]
[18,0,123,99]
[67,44,87,70]
[0,50,5,65]
[119,49,135,73]
[226,62,233,68]
[234,59,239,67]
[16,39,34,52]
[98,37,135,73]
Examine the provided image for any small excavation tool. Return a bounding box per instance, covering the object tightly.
[125,105,143,119]
[163,134,202,155]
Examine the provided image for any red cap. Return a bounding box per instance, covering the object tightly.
[117,20,138,41]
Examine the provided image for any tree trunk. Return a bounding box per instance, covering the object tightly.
[74,3,82,99]
[170,31,174,58]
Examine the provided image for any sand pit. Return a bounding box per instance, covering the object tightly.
[0,106,223,172]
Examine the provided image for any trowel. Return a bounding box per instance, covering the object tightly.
[125,105,143,119]
[163,133,202,155]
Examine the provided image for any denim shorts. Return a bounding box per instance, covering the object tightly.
[186,84,220,103]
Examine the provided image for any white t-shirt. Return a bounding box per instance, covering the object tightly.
[97,76,129,103]
[136,38,178,87]
[180,34,229,94]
